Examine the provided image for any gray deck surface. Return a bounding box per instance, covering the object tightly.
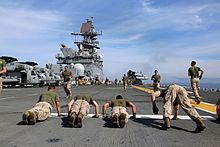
[0,85,219,147]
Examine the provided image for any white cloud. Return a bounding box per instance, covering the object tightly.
[142,0,159,14]
[0,5,63,40]
[102,2,211,39]
[101,34,143,45]
[0,2,65,67]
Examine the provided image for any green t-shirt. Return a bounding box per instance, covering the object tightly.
[216,98,220,105]
[62,70,72,82]
[0,59,6,77]
[108,99,130,108]
[188,66,201,79]
[151,74,161,83]
[38,91,60,107]
[74,95,94,104]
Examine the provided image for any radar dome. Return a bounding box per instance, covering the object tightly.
[72,63,85,77]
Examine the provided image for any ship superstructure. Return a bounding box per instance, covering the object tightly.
[56,18,104,80]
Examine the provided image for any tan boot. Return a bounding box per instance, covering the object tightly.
[68,112,76,127]
[195,118,206,133]
[112,114,119,128]
[162,117,170,130]
[28,111,36,125]
[76,113,83,128]
[195,97,200,104]
[22,111,30,124]
[119,113,126,128]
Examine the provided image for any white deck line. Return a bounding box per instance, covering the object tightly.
[194,107,216,115]
[50,113,215,120]
[0,96,16,101]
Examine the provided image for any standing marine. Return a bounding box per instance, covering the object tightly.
[151,70,161,92]
[62,66,73,99]
[22,85,61,125]
[102,95,136,128]
[0,58,7,94]
[122,74,128,91]
[188,61,204,104]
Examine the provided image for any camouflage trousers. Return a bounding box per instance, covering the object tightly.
[70,100,90,119]
[63,81,72,98]
[27,102,52,121]
[191,78,200,98]
[0,77,2,94]
[123,83,128,91]
[163,84,200,121]
[111,106,129,123]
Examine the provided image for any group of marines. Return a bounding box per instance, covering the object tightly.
[0,58,219,133]
[150,61,207,132]
[22,84,137,129]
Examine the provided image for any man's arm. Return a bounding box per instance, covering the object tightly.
[188,68,191,77]
[151,91,161,114]
[55,101,61,117]
[0,66,7,74]
[70,70,73,78]
[102,102,109,119]
[67,99,75,112]
[92,100,99,118]
[151,91,161,105]
[151,75,154,80]
[128,102,137,119]
[198,68,204,80]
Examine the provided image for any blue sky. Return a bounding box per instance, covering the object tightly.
[0,0,220,83]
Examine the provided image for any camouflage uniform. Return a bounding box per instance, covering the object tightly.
[151,74,161,92]
[188,66,202,99]
[25,91,60,121]
[107,99,131,123]
[122,75,128,91]
[62,69,72,98]
[0,59,6,94]
[163,84,200,120]
[70,95,94,119]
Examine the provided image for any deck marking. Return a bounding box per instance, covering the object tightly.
[2,89,22,91]
[0,97,16,101]
[50,113,215,120]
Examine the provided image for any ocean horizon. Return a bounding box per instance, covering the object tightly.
[162,82,220,89]
[144,78,220,89]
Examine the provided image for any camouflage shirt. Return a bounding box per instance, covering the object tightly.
[108,99,130,108]
[74,95,94,105]
[38,91,60,107]
[62,70,72,82]
[0,59,6,77]
[188,66,201,79]
[158,84,176,98]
